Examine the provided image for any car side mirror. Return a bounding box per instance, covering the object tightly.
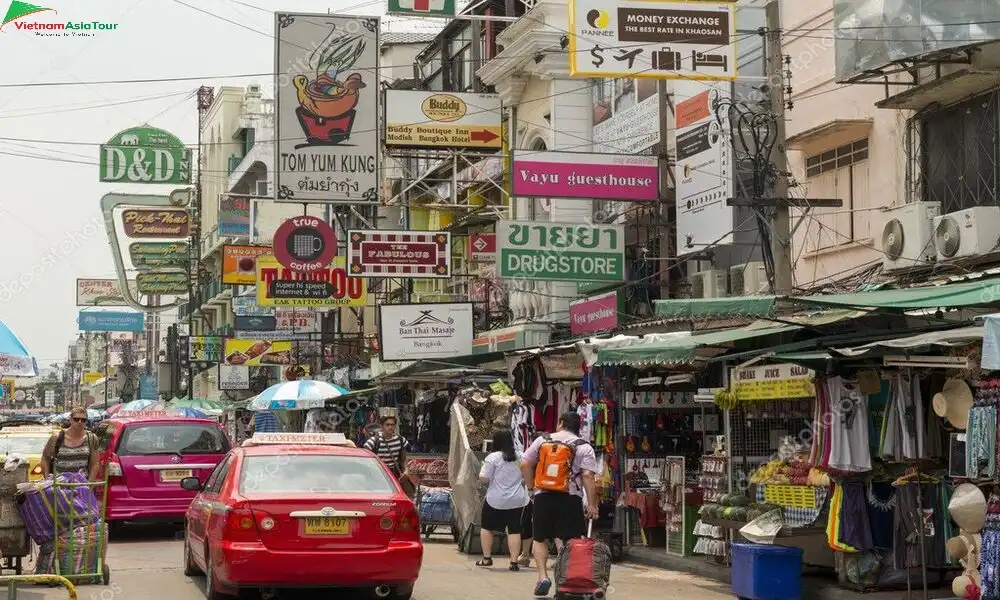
[180,477,202,491]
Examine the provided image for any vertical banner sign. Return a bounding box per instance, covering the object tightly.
[274,13,380,203]
[674,80,734,253]
[99,126,192,184]
[347,230,451,277]
[218,195,251,237]
[496,221,624,282]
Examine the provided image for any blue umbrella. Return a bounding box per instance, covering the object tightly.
[113,399,158,415]
[0,320,37,377]
[248,380,349,411]
[166,407,211,419]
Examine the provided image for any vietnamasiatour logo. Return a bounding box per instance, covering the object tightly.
[1,1,119,36]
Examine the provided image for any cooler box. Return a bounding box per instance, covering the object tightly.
[731,543,803,600]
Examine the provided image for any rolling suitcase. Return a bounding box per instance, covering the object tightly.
[554,521,612,599]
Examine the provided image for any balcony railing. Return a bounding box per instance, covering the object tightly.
[228,155,243,175]
[200,277,222,303]
[207,325,234,337]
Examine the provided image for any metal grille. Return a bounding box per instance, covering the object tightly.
[662,456,686,556]
[728,399,814,493]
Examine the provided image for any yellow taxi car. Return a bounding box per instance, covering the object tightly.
[0,422,61,480]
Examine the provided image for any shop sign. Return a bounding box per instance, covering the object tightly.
[730,363,816,401]
[511,151,658,201]
[468,233,496,263]
[129,242,189,269]
[76,278,137,306]
[232,296,275,317]
[139,375,157,399]
[276,308,316,330]
[218,194,251,237]
[496,220,624,282]
[273,216,337,273]
[569,291,619,335]
[347,230,451,278]
[0,379,12,403]
[223,339,293,366]
[222,245,272,285]
[188,337,223,362]
[136,272,188,295]
[256,255,366,308]
[378,303,473,361]
[387,0,455,17]
[99,126,192,184]
[218,364,250,390]
[78,311,144,333]
[234,316,277,331]
[274,13,379,204]
[568,0,737,81]
[405,455,449,487]
[122,209,190,238]
[384,91,501,149]
[83,372,104,384]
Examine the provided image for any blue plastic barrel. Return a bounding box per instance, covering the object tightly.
[730,543,804,600]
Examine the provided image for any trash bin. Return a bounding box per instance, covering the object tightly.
[731,543,803,600]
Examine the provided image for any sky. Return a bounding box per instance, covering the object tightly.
[0,0,442,369]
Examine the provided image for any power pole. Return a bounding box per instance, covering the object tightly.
[765,0,793,294]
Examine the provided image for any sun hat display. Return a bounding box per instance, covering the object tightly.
[949,483,987,533]
[933,378,975,430]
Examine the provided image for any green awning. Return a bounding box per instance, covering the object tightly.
[653,296,777,320]
[596,323,799,367]
[794,276,1000,310]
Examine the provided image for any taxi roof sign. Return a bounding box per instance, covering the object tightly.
[242,433,353,447]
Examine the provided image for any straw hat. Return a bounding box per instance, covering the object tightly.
[933,378,974,430]
[949,483,987,533]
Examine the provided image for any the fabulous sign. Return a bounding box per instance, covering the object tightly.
[347,230,451,278]
[100,126,192,185]
[496,221,624,282]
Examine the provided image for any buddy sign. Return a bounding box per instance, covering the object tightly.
[100,126,192,185]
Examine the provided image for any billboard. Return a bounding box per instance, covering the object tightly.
[222,245,271,285]
[223,339,294,366]
[835,0,1000,80]
[274,13,379,203]
[256,255,366,307]
[346,230,451,278]
[385,91,502,149]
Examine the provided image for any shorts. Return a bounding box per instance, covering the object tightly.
[532,492,586,542]
[481,502,525,534]
[521,501,533,538]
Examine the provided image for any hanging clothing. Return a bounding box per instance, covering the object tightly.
[866,482,896,550]
[510,403,533,455]
[967,404,997,479]
[838,481,874,551]
[826,377,872,473]
[982,511,1000,600]
[893,483,946,569]
[577,401,593,443]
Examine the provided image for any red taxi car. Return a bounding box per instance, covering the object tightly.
[181,433,423,600]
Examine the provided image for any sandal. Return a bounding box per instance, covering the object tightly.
[509,562,520,571]
[475,557,493,567]
[518,557,531,567]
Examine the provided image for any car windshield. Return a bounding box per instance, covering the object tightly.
[0,435,49,456]
[118,424,228,456]
[239,454,395,494]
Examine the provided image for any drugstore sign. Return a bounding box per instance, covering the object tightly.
[730,363,815,401]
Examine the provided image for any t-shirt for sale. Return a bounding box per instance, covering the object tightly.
[479,451,530,510]
[522,431,598,498]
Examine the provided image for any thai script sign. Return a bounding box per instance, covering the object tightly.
[496,221,624,282]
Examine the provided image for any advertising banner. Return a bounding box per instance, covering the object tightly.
[378,303,473,361]
[674,80,734,252]
[468,233,496,263]
[188,337,223,362]
[496,221,624,282]
[136,272,188,295]
[593,79,659,154]
[569,291,619,335]
[731,363,816,401]
[76,278,137,306]
[0,379,12,403]
[274,13,379,203]
[222,245,271,285]
[121,209,190,238]
[223,339,294,366]
[83,372,104,384]
[256,255,366,307]
[347,230,451,278]
[385,91,502,149]
[387,0,455,17]
[234,316,277,331]
[568,0,737,80]
[78,311,145,332]
[232,296,275,317]
[219,194,251,237]
[511,151,658,201]
[139,375,158,399]
[129,242,189,269]
[218,364,251,390]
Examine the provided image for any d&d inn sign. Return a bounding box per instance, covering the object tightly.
[100,126,192,185]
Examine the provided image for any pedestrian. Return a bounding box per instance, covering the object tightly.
[364,415,408,478]
[476,428,530,570]
[521,411,599,598]
[41,407,100,480]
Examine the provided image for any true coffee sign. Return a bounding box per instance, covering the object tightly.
[122,209,190,238]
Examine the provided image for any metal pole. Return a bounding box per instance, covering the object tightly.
[657,79,674,298]
[765,0,793,294]
[103,333,109,410]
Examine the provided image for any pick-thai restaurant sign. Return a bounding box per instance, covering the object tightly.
[378,303,473,361]
[569,291,619,335]
[496,221,624,282]
[122,209,190,238]
[256,255,366,307]
[347,230,451,278]
[730,363,816,401]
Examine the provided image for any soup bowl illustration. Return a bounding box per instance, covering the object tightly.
[293,73,366,145]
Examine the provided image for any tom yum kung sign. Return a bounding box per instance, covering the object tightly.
[122,209,189,238]
[730,363,816,401]
[496,221,624,282]
[346,230,451,278]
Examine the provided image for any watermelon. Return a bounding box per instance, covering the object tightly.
[729,495,750,507]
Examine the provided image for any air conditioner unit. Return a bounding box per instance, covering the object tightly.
[688,270,727,299]
[730,262,768,296]
[246,84,262,95]
[881,201,940,271]
[933,207,1000,261]
[255,181,271,198]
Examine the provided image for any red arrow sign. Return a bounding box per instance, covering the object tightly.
[470,129,499,143]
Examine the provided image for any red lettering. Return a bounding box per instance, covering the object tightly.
[332,269,347,299]
[349,276,363,299]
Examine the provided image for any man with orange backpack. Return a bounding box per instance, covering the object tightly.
[521,411,599,597]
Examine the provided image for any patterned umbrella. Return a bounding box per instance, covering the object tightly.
[0,320,37,377]
[247,380,349,411]
[114,399,158,416]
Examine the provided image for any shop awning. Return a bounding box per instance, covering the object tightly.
[831,326,983,357]
[653,296,777,320]
[793,276,1000,310]
[595,322,799,367]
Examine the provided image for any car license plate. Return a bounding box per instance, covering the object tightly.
[160,469,192,482]
[303,517,349,535]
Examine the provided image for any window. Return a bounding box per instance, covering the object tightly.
[204,455,233,494]
[118,424,229,456]
[802,138,871,251]
[805,139,868,177]
[239,455,395,494]
[0,435,49,456]
[94,423,115,452]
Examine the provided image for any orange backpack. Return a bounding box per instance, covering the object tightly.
[533,434,586,493]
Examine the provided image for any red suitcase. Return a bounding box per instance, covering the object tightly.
[554,521,612,599]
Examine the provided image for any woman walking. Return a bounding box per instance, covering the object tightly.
[41,407,100,480]
[477,428,530,570]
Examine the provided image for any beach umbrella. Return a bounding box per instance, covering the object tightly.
[247,380,349,411]
[0,320,37,377]
[115,399,158,415]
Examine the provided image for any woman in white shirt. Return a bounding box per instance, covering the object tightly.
[477,428,530,570]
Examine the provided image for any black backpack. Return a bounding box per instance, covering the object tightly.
[49,431,97,471]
